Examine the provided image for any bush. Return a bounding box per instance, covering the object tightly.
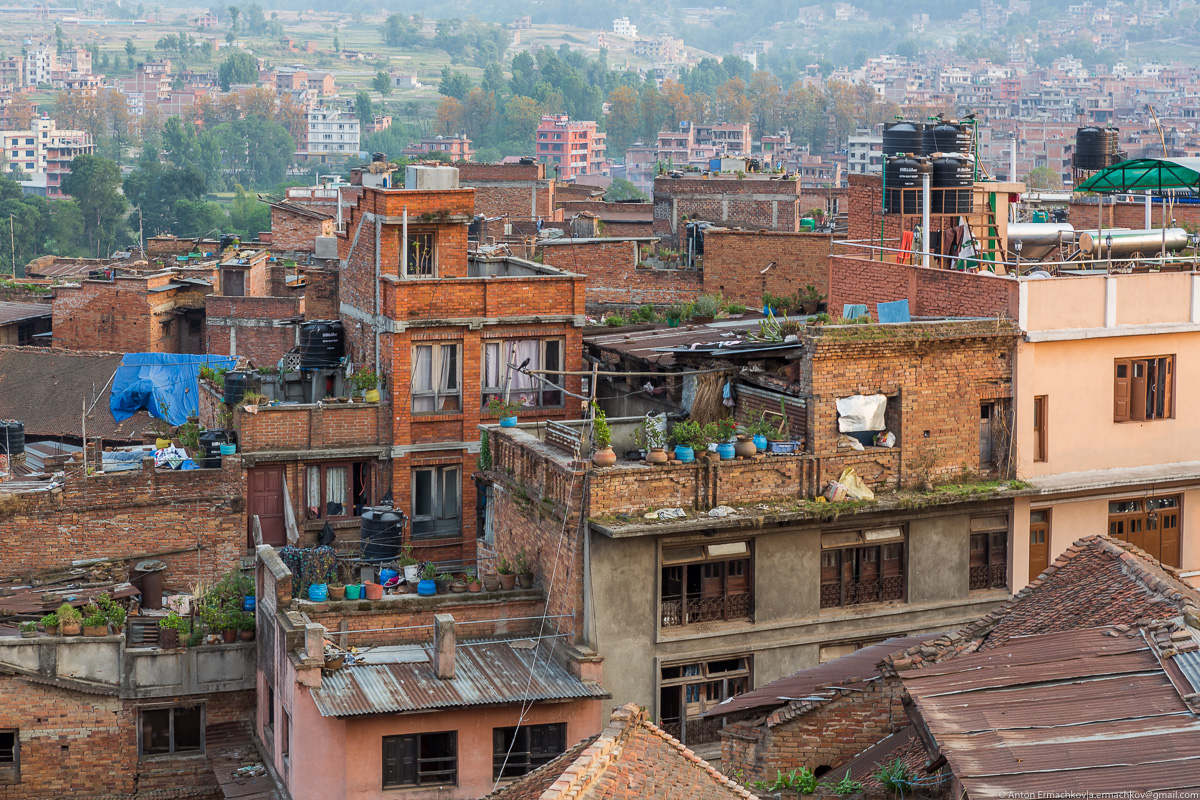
[605,315,627,327]
[875,759,917,794]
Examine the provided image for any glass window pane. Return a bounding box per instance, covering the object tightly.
[441,345,458,390]
[413,471,432,517]
[326,467,347,517]
[306,466,321,516]
[441,470,459,519]
[142,709,171,755]
[173,707,202,752]
[413,346,433,392]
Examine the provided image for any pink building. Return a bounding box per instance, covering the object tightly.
[536,115,607,178]
[402,134,474,162]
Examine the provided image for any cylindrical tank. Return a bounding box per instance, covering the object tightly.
[140,570,163,610]
[885,155,931,214]
[223,371,259,406]
[1078,228,1190,258]
[360,506,406,561]
[882,121,924,157]
[0,420,24,455]
[300,320,345,370]
[198,429,232,467]
[923,122,973,156]
[931,155,973,214]
[1007,223,1075,260]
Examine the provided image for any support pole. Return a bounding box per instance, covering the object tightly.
[922,171,931,269]
[1145,191,1152,229]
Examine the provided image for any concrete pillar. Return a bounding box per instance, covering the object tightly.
[433,613,456,680]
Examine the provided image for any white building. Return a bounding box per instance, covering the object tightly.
[23,48,55,88]
[0,115,94,198]
[612,17,637,37]
[304,105,361,159]
[847,133,883,175]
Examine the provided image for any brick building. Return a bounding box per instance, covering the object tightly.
[456,161,557,223]
[536,115,606,178]
[52,270,211,353]
[702,230,830,307]
[267,200,336,253]
[204,247,306,366]
[401,134,474,162]
[653,174,803,245]
[538,237,700,310]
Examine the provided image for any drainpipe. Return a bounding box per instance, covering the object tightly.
[374,215,381,382]
[921,171,931,269]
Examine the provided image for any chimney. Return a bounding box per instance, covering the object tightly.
[433,613,456,680]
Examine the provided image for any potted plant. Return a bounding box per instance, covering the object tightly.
[799,284,825,315]
[497,557,516,591]
[399,545,420,584]
[664,304,685,327]
[671,420,706,463]
[635,415,669,464]
[221,606,239,644]
[40,612,59,636]
[418,562,438,596]
[592,408,616,467]
[158,611,189,649]
[465,568,483,593]
[714,418,738,460]
[364,580,383,600]
[18,621,36,638]
[434,572,453,594]
[328,582,346,601]
[691,292,723,324]
[238,611,256,641]
[450,575,468,593]
[344,582,362,600]
[746,412,774,453]
[106,603,127,634]
[482,567,501,592]
[350,367,381,402]
[82,605,109,637]
[515,549,535,589]
[487,396,523,428]
[55,604,81,636]
[769,398,796,453]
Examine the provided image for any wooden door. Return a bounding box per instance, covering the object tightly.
[248,466,286,547]
[1158,499,1181,567]
[1029,510,1050,582]
[979,403,994,468]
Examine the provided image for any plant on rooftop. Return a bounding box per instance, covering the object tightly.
[591,408,614,467]
[874,759,917,795]
[241,391,269,407]
[605,314,627,327]
[634,417,668,452]
[664,304,685,323]
[18,621,35,636]
[714,417,737,443]
[821,773,864,796]
[39,612,59,633]
[725,302,746,315]
[692,292,724,319]
[486,396,522,420]
[477,431,492,471]
[671,419,708,452]
[177,421,201,450]
[349,367,379,396]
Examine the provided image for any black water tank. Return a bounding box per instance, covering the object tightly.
[1075,126,1107,170]
[299,320,345,370]
[219,234,237,252]
[885,155,931,214]
[360,506,406,561]
[223,371,259,406]
[882,121,924,157]
[931,155,973,214]
[923,121,973,156]
[0,420,24,455]
[198,429,232,467]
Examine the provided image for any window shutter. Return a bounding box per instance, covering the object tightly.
[399,735,417,785]
[1163,356,1174,418]
[1114,359,1131,421]
[1131,359,1148,421]
[382,737,400,785]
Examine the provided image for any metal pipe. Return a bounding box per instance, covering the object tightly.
[1145,191,1152,229]
[922,170,931,269]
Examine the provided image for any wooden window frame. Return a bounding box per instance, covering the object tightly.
[969,517,1009,592]
[658,656,751,746]
[660,542,753,629]
[411,342,462,415]
[412,465,461,539]
[404,231,437,278]
[138,705,205,758]
[492,723,567,780]
[1033,395,1048,462]
[382,731,457,788]
[819,528,906,609]
[1108,494,1182,567]
[1114,355,1175,422]
[0,729,17,784]
[481,338,565,409]
[305,461,372,521]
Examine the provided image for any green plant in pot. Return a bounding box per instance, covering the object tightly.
[591,408,616,467]
[56,603,82,636]
[691,292,723,322]
[350,367,381,401]
[18,621,36,638]
[487,395,523,427]
[158,611,190,649]
[82,605,109,637]
[238,611,256,641]
[39,612,59,636]
[746,411,776,453]
[434,572,453,593]
[635,415,669,464]
[671,419,707,463]
[799,283,826,314]
[664,304,685,327]
[497,556,517,591]
[515,548,535,589]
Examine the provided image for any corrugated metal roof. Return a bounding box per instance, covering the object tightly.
[310,640,610,717]
[0,301,51,325]
[903,627,1200,798]
[704,633,942,718]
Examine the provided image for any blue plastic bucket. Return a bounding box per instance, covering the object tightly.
[753,435,768,452]
[717,442,736,460]
[500,416,517,428]
[219,443,237,456]
[308,583,328,602]
[674,445,695,463]
[418,579,436,597]
[242,596,256,612]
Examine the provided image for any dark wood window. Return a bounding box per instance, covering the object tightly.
[139,706,204,757]
[661,541,752,628]
[406,232,436,277]
[969,516,1009,591]
[1029,510,1050,583]
[1115,356,1174,422]
[1109,495,1181,567]
[382,732,457,788]
[412,466,461,538]
[281,710,290,760]
[659,657,750,746]
[492,723,567,779]
[0,729,17,784]
[820,529,906,608]
[305,461,372,520]
[1033,395,1048,462]
[265,684,274,738]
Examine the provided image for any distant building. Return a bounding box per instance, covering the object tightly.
[365,115,392,135]
[612,16,637,37]
[402,134,473,162]
[23,47,54,87]
[302,104,361,161]
[847,132,883,175]
[390,71,422,90]
[191,10,218,26]
[0,116,94,197]
[536,115,607,178]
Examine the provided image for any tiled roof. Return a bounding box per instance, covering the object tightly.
[884,534,1200,673]
[0,301,50,325]
[0,346,153,440]
[487,703,754,800]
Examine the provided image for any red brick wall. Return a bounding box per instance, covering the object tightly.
[52,278,208,353]
[540,240,701,308]
[456,163,555,221]
[846,173,902,244]
[721,678,907,783]
[270,206,334,253]
[1068,199,1200,231]
[205,296,302,366]
[237,403,390,452]
[303,593,547,646]
[703,230,831,306]
[827,255,1018,320]
[0,460,246,588]
[302,268,338,320]
[653,176,802,243]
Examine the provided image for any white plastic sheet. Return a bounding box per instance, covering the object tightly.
[836,394,887,432]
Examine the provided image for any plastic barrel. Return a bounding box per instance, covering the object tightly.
[360,506,405,562]
[299,320,345,370]
[0,420,24,455]
[223,371,259,406]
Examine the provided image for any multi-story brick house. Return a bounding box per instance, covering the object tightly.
[456,161,557,223]
[536,115,606,178]
[480,316,1026,748]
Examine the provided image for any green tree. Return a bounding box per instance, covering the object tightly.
[372,71,392,96]
[60,154,128,257]
[439,66,472,99]
[226,184,270,238]
[604,178,646,202]
[217,51,257,91]
[354,90,374,130]
[124,38,136,57]
[1025,166,1061,190]
[605,85,641,156]
[212,116,294,189]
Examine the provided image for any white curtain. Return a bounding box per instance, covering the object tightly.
[483,342,501,393]
[326,467,347,516]
[305,466,320,518]
[511,340,541,405]
[438,344,457,410]
[412,345,434,412]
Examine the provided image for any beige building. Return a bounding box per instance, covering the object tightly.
[1014,269,1200,588]
[1,116,93,184]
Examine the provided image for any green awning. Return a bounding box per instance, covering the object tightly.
[1075,158,1200,194]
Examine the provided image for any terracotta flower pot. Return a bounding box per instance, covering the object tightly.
[222,629,237,644]
[239,629,255,641]
[449,581,467,593]
[328,585,346,601]
[498,574,516,590]
[483,574,500,592]
[646,448,669,464]
[45,625,58,637]
[364,582,383,601]
[61,622,81,636]
[517,573,534,589]
[159,627,179,649]
[734,437,757,458]
[83,625,107,637]
[592,447,617,467]
[468,580,483,592]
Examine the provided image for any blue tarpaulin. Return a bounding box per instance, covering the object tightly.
[110,354,237,426]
